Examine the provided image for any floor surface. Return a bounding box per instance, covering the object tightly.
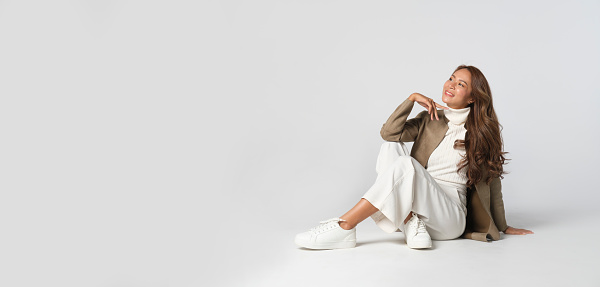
[215,206,600,287]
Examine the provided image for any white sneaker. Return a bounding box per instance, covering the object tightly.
[404,213,432,249]
[295,218,356,249]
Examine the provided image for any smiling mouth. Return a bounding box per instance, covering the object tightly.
[445,90,454,97]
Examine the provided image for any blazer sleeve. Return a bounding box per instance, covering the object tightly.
[489,177,509,232]
[380,97,426,142]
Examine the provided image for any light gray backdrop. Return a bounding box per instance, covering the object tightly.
[1,1,599,286]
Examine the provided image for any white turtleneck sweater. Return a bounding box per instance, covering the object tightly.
[426,106,470,212]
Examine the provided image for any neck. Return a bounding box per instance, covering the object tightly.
[448,104,468,109]
[444,106,470,125]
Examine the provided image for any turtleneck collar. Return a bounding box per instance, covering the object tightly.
[444,106,470,125]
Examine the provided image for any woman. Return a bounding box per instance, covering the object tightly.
[295,65,533,250]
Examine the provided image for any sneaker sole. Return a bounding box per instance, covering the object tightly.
[295,239,356,250]
[407,241,432,249]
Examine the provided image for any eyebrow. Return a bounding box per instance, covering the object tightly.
[451,75,469,86]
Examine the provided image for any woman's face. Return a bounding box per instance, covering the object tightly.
[442,68,473,109]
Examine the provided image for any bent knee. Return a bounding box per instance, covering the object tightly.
[380,141,410,156]
[395,155,414,164]
[390,156,417,171]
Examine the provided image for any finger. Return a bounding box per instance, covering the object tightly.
[427,99,433,119]
[427,105,434,121]
[428,101,434,121]
[423,100,431,116]
[435,102,449,110]
[430,99,439,120]
[506,227,530,235]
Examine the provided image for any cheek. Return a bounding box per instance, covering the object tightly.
[456,91,469,102]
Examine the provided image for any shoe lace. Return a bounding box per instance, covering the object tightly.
[309,218,344,233]
[416,219,427,234]
[408,214,427,235]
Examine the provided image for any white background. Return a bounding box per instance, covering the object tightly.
[1,1,599,286]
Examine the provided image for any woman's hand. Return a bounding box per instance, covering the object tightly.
[503,226,534,235]
[408,93,448,121]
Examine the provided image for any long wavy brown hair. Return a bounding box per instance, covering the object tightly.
[452,65,508,186]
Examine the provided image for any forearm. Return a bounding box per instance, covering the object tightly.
[407,93,417,102]
[380,96,418,141]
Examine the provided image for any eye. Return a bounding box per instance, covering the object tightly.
[449,76,466,87]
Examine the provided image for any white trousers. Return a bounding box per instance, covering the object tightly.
[362,142,466,240]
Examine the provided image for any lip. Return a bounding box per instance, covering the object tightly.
[445,90,454,97]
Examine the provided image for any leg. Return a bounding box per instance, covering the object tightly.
[339,142,410,230]
[375,141,411,174]
[338,199,412,230]
[338,198,379,230]
[362,153,466,240]
[294,142,419,250]
[374,142,419,225]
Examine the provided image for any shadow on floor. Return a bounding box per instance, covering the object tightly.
[356,237,405,247]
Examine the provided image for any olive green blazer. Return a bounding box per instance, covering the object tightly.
[380,97,509,242]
